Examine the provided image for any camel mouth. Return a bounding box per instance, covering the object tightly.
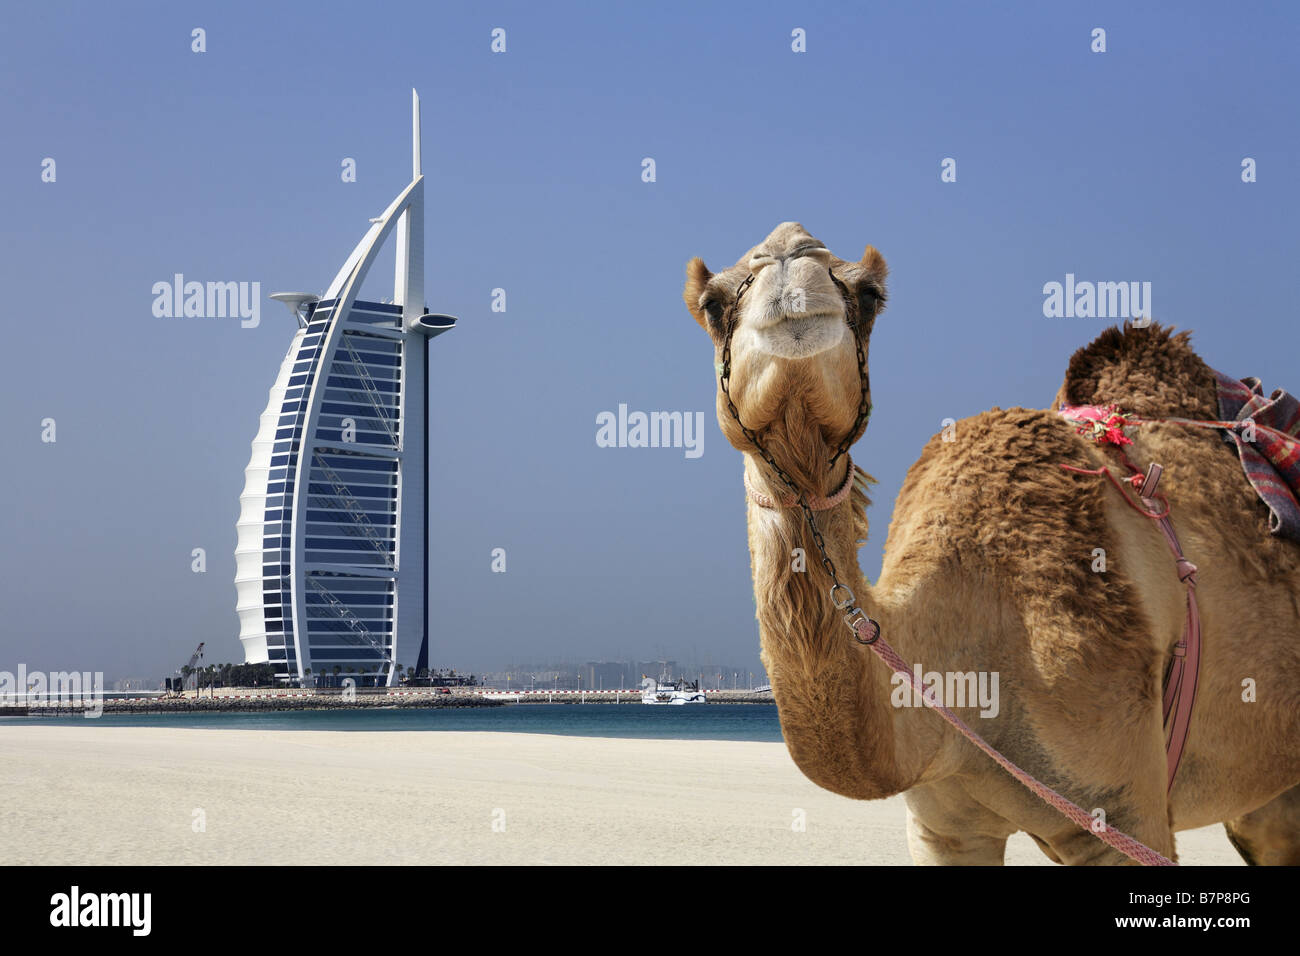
[750,313,848,358]
[750,308,840,330]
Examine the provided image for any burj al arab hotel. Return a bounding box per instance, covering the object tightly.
[236,91,454,687]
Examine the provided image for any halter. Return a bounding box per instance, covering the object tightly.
[745,453,856,510]
[716,265,879,645]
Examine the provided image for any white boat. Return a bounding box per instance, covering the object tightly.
[640,677,706,705]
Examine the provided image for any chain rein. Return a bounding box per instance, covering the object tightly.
[716,269,879,645]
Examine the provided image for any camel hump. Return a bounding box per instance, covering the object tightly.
[1054,322,1218,421]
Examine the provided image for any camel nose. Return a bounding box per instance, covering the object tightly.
[749,247,832,277]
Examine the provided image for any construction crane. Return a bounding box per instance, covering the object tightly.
[165,642,206,695]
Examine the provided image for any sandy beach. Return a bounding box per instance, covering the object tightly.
[0,725,1242,866]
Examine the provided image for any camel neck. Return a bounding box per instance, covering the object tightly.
[743,452,933,799]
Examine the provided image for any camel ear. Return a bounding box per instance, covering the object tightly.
[683,257,714,329]
[856,245,888,319]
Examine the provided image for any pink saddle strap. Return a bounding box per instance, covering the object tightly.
[1138,464,1203,793]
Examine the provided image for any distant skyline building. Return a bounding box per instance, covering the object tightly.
[235,91,454,686]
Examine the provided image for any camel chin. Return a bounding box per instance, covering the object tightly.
[749,313,848,359]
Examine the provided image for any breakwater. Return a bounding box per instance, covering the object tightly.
[14,692,499,716]
[7,688,775,717]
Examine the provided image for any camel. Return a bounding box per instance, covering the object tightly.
[683,222,1300,864]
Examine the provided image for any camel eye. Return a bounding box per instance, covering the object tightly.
[704,298,726,326]
[857,283,885,316]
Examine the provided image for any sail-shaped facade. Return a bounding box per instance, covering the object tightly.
[235,91,454,686]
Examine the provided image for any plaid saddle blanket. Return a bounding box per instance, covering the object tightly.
[1213,369,1300,541]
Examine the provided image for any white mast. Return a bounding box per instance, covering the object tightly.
[412,87,422,178]
[393,88,425,327]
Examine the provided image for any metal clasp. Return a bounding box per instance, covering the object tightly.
[831,584,879,644]
[844,606,880,644]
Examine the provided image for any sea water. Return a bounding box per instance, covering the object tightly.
[19,702,783,742]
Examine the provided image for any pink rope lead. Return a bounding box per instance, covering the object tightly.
[850,617,1177,866]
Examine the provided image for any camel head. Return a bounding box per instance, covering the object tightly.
[683,222,887,488]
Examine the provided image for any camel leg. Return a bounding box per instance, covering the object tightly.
[1031,797,1176,866]
[904,783,1014,865]
[1223,784,1300,865]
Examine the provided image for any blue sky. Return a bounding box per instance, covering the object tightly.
[1,1,1296,680]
